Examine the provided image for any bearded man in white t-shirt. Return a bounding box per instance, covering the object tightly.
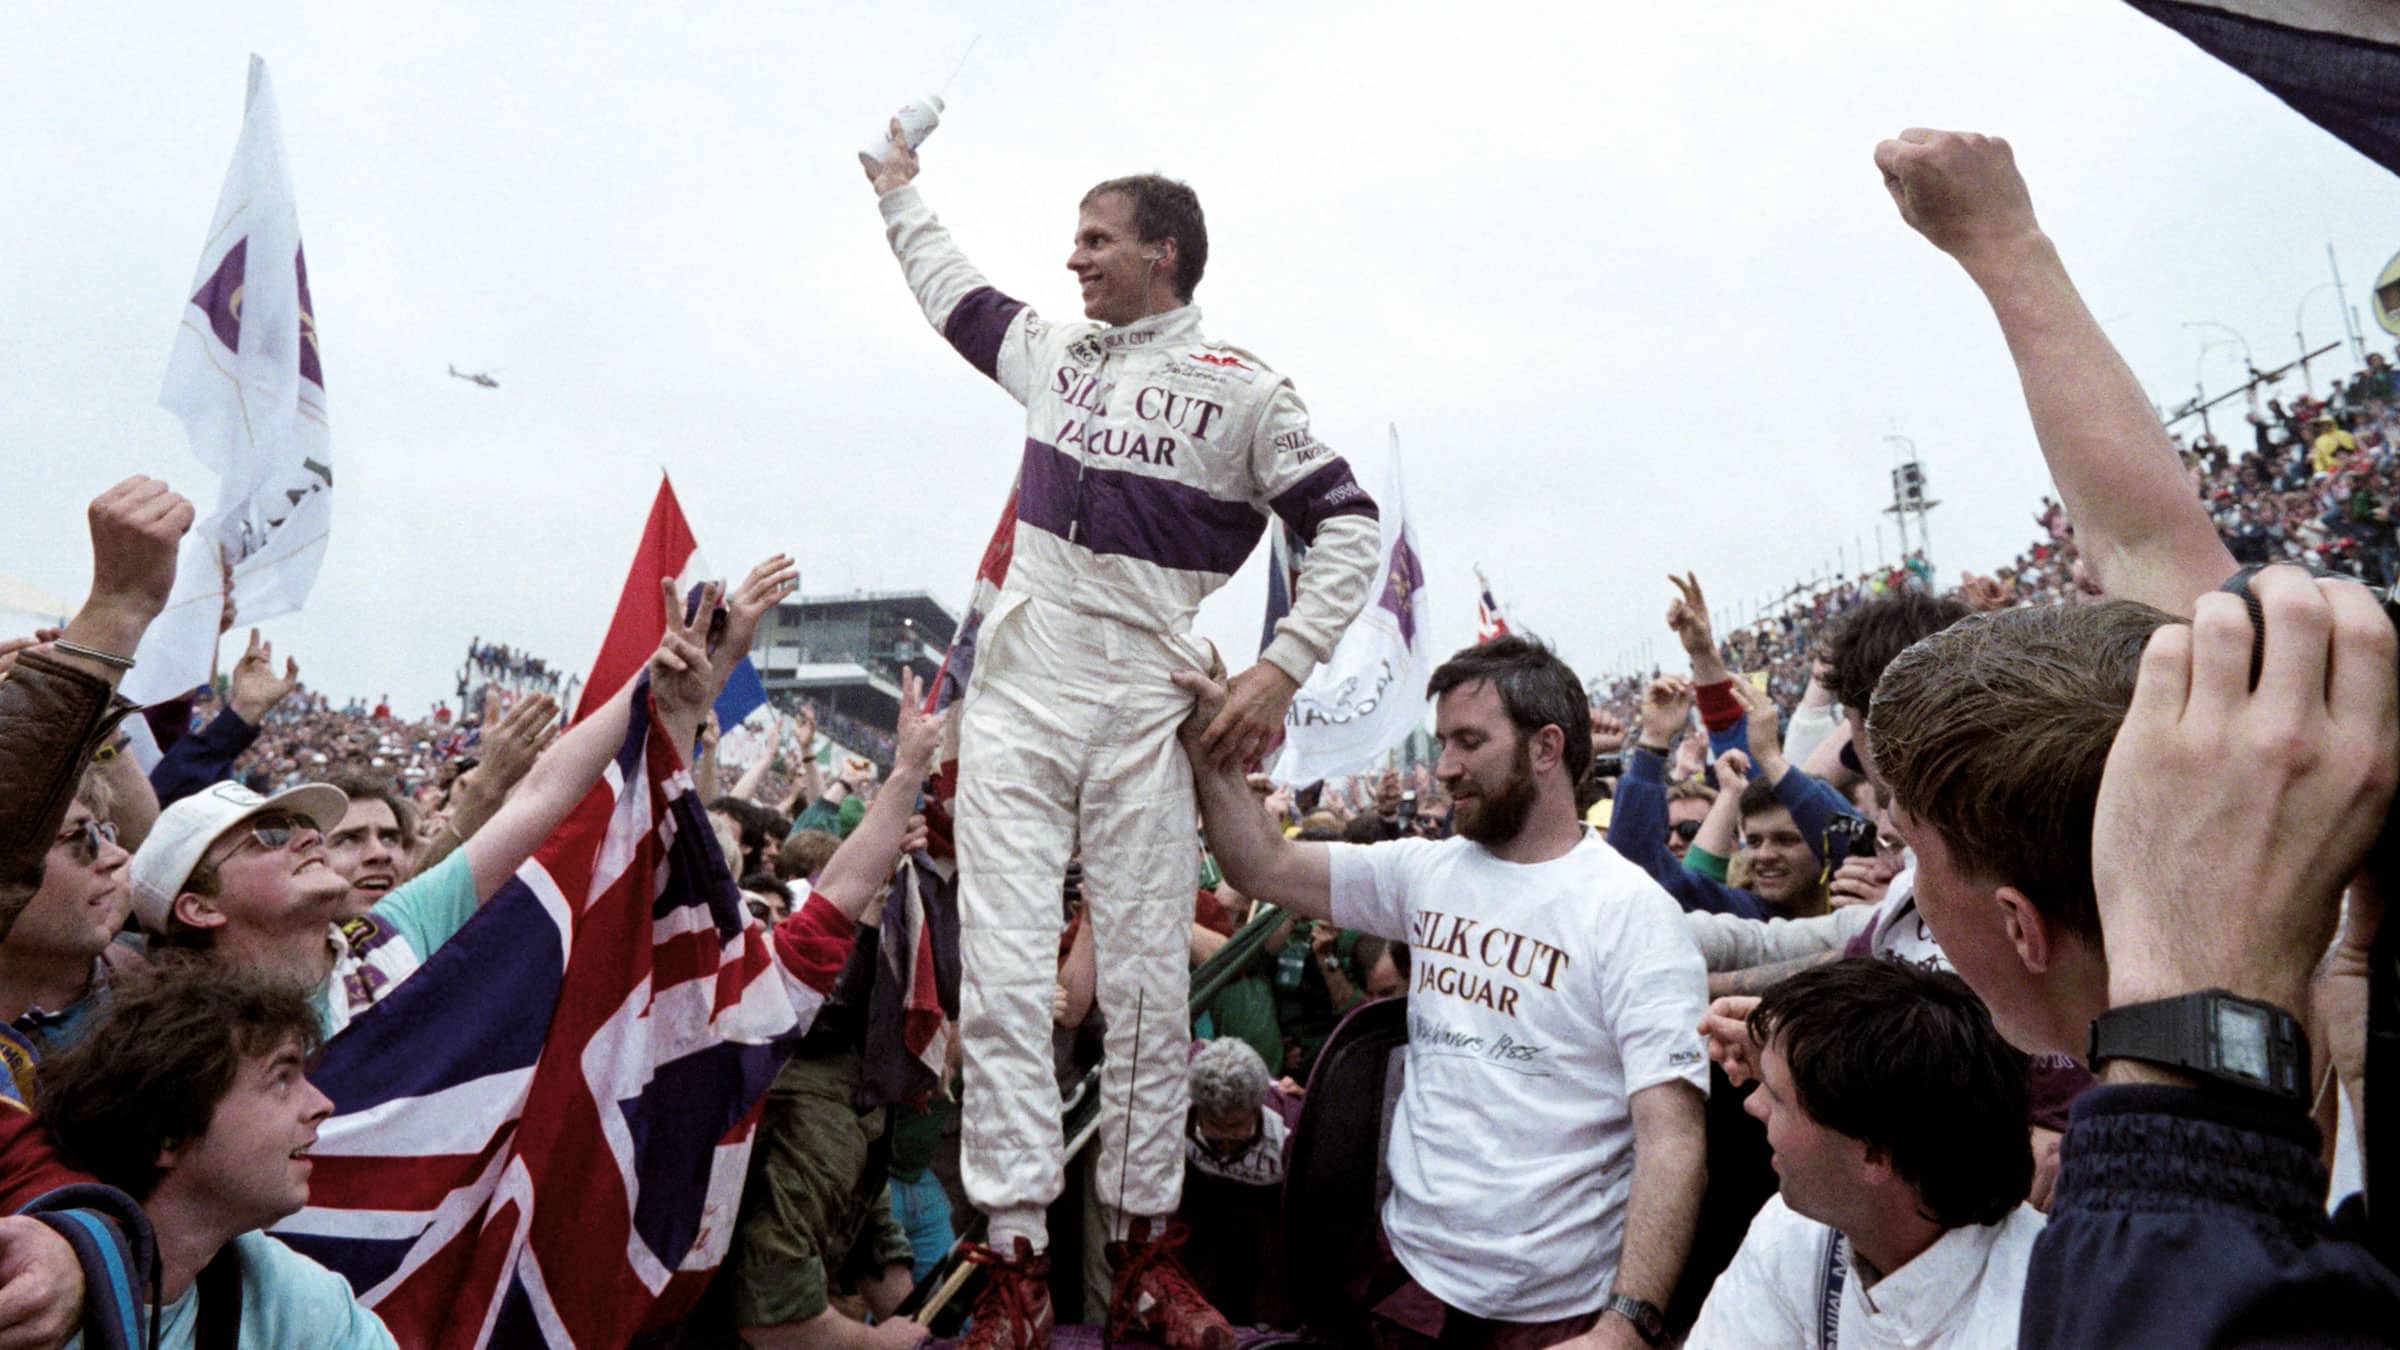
[1179,635,1709,1350]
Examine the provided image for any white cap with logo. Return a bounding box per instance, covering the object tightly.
[127,780,350,934]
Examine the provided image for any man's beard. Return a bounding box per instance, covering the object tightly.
[1455,744,1539,847]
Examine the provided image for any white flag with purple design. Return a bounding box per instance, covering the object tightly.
[127,54,332,706]
[1272,426,1432,785]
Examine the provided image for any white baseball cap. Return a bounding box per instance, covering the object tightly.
[127,780,349,934]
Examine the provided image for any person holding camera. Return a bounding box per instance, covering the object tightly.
[1853,130,2400,1322]
[1896,564,2400,1341]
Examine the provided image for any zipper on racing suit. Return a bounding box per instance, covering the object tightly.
[1067,347,1109,545]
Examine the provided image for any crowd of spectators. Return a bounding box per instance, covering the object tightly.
[462,638,564,695]
[1585,343,2400,744]
[6,123,2400,1349]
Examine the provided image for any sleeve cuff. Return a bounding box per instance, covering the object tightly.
[2056,1083,2328,1233]
[1259,633,1318,687]
[1695,679,1745,731]
[1623,746,1669,785]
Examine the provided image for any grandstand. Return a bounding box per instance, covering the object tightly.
[748,589,958,758]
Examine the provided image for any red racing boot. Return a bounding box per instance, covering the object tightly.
[1105,1218,1236,1350]
[957,1238,1053,1350]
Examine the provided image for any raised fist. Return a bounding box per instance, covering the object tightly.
[1872,128,2041,265]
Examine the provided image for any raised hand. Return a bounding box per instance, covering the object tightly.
[227,628,301,723]
[471,692,560,796]
[1871,128,2040,267]
[85,476,195,624]
[1589,707,1628,757]
[1712,747,1753,794]
[1262,783,1295,820]
[59,476,197,676]
[1666,573,1730,682]
[1729,676,1787,782]
[2093,567,2397,1021]
[1671,731,1709,783]
[719,554,799,675]
[1638,676,1694,752]
[860,115,922,195]
[1959,570,2015,613]
[892,669,949,776]
[648,578,722,749]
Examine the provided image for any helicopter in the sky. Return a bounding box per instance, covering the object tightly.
[447,364,501,389]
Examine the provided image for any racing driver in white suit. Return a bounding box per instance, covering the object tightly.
[865,123,1379,1348]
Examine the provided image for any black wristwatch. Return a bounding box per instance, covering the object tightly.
[1602,1293,1666,1346]
[2087,988,2310,1107]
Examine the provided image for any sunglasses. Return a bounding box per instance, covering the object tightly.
[215,812,318,866]
[1668,820,1702,843]
[54,818,118,865]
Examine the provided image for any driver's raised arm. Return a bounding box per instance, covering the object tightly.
[866,116,1048,405]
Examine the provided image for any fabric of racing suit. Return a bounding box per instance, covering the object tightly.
[880,183,1380,1251]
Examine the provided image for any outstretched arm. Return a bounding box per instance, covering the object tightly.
[1174,667,1334,920]
[463,579,726,901]
[809,669,946,923]
[1876,128,2233,616]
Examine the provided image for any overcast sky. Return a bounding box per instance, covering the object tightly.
[8,1,2399,713]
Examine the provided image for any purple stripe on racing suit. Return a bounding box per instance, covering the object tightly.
[1268,459,1379,541]
[1016,438,1267,576]
[943,286,1027,382]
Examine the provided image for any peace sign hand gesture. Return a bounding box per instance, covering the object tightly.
[650,578,722,751]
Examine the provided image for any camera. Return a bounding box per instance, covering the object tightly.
[1822,813,1880,863]
[1590,752,1627,779]
[2225,563,2400,1262]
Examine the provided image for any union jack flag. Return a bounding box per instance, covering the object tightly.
[272,678,851,1347]
[1474,565,1513,642]
[925,488,1019,827]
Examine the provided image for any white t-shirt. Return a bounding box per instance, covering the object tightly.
[1328,829,1710,1321]
[1687,1195,2045,1349]
[1864,862,1948,973]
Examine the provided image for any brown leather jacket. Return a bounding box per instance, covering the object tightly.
[0,652,135,941]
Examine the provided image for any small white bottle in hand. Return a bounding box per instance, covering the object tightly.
[865,96,943,164]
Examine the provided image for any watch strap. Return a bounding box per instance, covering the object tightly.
[2088,988,2309,1105]
[1602,1293,1665,1346]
